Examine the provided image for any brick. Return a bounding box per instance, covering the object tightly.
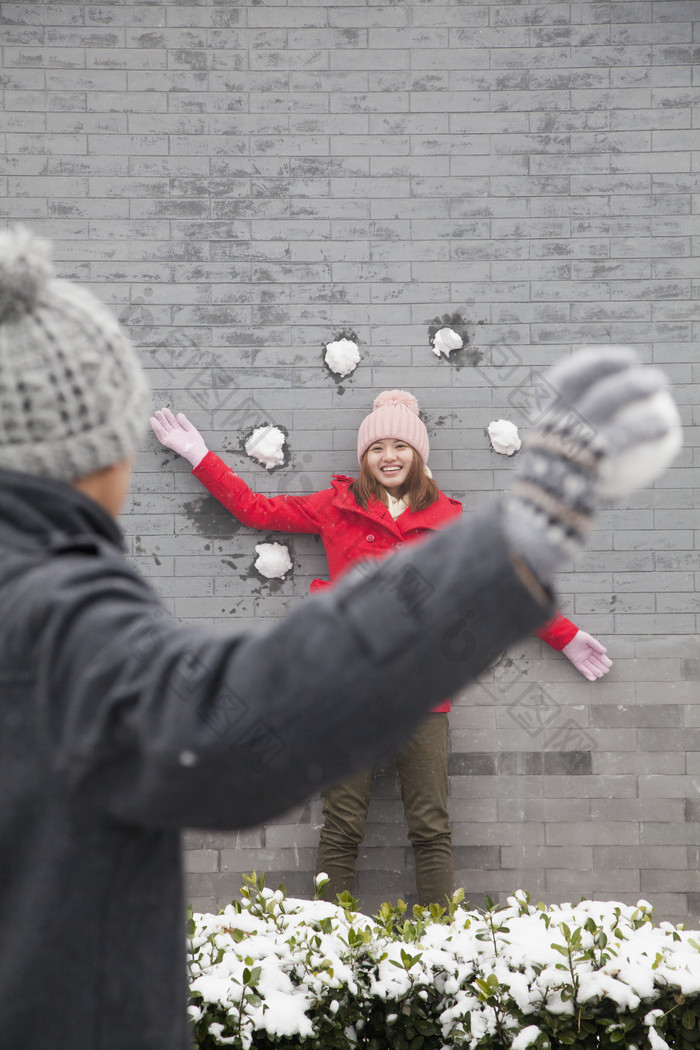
[183,850,219,874]
[545,869,641,894]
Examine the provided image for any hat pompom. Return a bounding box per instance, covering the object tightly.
[0,225,54,322]
[372,389,420,415]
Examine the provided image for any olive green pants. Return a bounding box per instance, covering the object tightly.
[315,713,453,907]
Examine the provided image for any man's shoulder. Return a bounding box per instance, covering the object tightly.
[2,536,153,617]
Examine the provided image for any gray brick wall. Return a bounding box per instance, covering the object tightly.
[2,0,698,925]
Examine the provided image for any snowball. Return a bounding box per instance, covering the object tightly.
[245,425,286,468]
[598,388,682,499]
[325,338,360,376]
[431,327,463,358]
[488,418,522,455]
[254,542,292,579]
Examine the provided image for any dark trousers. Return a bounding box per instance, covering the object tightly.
[315,713,453,907]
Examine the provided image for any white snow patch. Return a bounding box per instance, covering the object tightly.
[431,327,463,357]
[511,1026,543,1050]
[487,418,521,455]
[325,338,360,377]
[245,425,286,468]
[254,542,292,579]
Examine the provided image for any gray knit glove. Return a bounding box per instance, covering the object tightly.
[504,346,682,583]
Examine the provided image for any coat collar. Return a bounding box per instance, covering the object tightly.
[0,466,125,554]
[329,475,460,534]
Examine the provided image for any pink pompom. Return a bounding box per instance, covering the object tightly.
[372,389,420,415]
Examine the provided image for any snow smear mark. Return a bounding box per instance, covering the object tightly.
[431,326,463,358]
[254,542,292,579]
[487,418,521,455]
[325,338,360,377]
[245,425,286,469]
[188,889,700,1050]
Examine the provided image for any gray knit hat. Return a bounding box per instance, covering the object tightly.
[0,226,150,483]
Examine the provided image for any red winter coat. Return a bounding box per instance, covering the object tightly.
[193,452,578,711]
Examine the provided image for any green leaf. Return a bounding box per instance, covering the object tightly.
[683,1009,697,1030]
[400,948,422,970]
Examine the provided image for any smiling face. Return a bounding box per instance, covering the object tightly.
[365,438,415,497]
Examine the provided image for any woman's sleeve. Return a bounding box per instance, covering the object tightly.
[192,451,329,534]
[534,612,578,651]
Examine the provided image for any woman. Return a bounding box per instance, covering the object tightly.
[151,390,611,906]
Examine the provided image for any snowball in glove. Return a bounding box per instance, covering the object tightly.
[504,346,682,583]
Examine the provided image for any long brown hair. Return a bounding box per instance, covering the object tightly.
[350,446,440,512]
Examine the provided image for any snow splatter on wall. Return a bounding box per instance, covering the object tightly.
[487,419,521,456]
[245,426,286,469]
[254,542,292,579]
[431,326,463,358]
[324,338,360,377]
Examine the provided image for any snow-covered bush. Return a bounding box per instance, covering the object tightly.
[188,875,700,1049]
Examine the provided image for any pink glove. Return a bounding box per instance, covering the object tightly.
[150,408,209,468]
[561,630,612,681]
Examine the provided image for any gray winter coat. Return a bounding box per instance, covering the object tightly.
[0,468,553,1048]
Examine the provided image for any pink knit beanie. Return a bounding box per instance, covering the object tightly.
[357,390,430,465]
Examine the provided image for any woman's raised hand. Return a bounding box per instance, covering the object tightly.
[150,408,209,468]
